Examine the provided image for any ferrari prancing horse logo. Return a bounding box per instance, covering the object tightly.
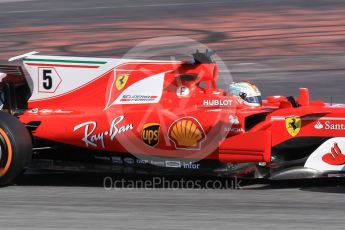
[116,74,129,90]
[285,116,301,137]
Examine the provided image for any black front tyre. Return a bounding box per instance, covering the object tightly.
[0,112,32,186]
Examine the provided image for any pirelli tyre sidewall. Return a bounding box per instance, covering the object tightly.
[0,112,32,186]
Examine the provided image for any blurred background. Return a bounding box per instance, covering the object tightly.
[1,0,345,101]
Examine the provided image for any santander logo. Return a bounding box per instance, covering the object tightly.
[313,120,345,130]
[305,137,345,171]
[314,121,323,129]
[322,143,345,165]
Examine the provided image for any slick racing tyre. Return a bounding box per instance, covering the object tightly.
[0,112,32,186]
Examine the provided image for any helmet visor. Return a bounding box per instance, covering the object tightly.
[245,96,262,105]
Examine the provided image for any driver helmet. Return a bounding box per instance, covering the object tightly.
[229,81,262,107]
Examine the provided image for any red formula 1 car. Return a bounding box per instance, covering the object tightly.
[0,50,344,185]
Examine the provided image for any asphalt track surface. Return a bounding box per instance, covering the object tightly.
[2,0,345,229]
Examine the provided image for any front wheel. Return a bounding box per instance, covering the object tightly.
[0,112,32,186]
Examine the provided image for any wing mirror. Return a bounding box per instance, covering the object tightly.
[298,88,310,106]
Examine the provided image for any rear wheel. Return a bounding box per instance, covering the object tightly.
[0,112,32,186]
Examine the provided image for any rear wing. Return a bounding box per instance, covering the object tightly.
[0,65,30,114]
[0,65,24,76]
[0,65,26,85]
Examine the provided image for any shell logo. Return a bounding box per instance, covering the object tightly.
[168,117,206,150]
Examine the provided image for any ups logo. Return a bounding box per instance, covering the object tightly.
[142,123,160,147]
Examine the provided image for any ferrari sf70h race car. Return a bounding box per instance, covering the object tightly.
[0,50,344,185]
